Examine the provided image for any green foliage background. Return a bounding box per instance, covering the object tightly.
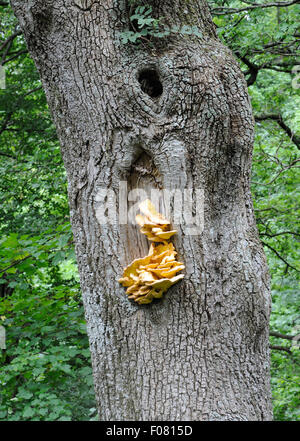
[0,1,299,420]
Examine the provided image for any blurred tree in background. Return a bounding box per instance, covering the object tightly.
[0,0,299,420]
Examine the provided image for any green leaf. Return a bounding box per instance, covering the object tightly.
[18,390,33,400]
[23,407,35,418]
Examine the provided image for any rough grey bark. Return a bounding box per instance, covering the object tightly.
[11,0,273,420]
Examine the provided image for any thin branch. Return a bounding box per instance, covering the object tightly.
[1,36,14,65]
[231,13,248,28]
[0,152,17,159]
[0,30,22,52]
[264,66,295,73]
[0,237,73,274]
[0,255,32,274]
[259,59,298,71]
[270,345,292,353]
[261,231,300,238]
[212,0,299,15]
[261,241,299,272]
[0,86,42,136]
[270,331,298,341]
[263,39,298,50]
[238,55,259,86]
[255,114,300,149]
[2,49,28,65]
[0,112,13,136]
[237,51,298,84]
[23,85,42,97]
[0,150,62,170]
[254,207,289,213]
[267,160,300,184]
[250,48,300,57]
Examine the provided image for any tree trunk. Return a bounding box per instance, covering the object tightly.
[11,0,273,421]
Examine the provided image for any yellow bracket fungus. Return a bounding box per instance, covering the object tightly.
[119,199,185,305]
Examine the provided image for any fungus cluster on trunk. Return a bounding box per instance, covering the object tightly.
[119,200,185,304]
